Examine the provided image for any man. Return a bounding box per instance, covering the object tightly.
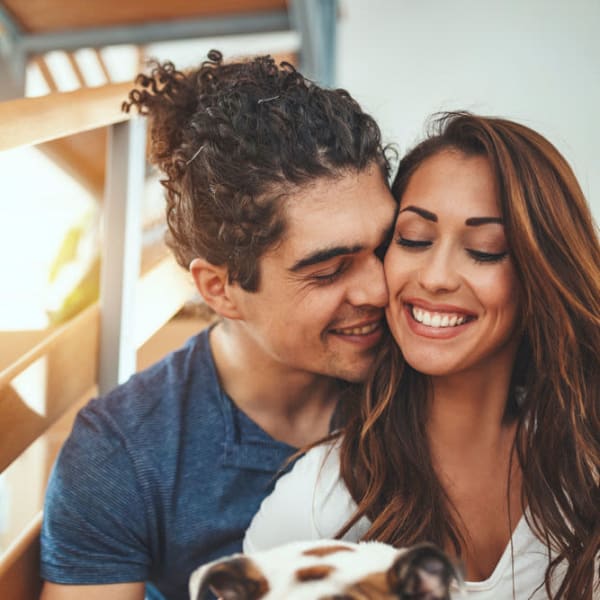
[40,50,397,600]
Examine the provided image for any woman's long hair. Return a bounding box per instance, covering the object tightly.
[338,113,600,598]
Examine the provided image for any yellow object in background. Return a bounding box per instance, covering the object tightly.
[46,211,100,325]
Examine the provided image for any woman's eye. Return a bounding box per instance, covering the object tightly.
[467,249,508,263]
[396,237,431,249]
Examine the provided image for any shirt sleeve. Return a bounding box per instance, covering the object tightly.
[243,442,365,553]
[41,405,152,584]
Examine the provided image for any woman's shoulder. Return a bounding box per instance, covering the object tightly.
[244,439,361,552]
[267,440,344,502]
[299,439,342,475]
[288,439,368,540]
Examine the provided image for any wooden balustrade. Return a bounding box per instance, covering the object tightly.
[0,82,133,152]
[0,82,196,598]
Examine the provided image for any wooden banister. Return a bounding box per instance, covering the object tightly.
[0,305,97,392]
[0,513,43,599]
[0,305,98,473]
[0,254,191,472]
[0,82,133,151]
[0,76,196,600]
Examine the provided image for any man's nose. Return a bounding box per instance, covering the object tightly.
[347,254,388,308]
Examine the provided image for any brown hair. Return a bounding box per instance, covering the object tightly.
[339,112,600,598]
[123,50,390,291]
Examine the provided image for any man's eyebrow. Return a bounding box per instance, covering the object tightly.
[465,216,503,226]
[289,245,363,272]
[398,206,437,222]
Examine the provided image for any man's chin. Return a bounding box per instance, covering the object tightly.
[327,358,375,384]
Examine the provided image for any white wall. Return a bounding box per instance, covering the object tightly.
[337,0,600,221]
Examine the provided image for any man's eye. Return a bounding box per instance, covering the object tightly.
[396,237,431,249]
[311,264,346,284]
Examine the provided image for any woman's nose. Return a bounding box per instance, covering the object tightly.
[417,247,461,294]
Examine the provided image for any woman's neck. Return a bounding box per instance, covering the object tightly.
[425,367,523,582]
[426,359,516,456]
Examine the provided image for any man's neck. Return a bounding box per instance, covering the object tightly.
[208,321,343,447]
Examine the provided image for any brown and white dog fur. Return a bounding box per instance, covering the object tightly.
[189,539,461,599]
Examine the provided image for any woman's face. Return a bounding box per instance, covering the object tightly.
[384,150,521,379]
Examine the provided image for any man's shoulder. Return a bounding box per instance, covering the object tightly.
[116,326,215,399]
[75,326,221,441]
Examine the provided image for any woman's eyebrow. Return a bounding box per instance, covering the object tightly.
[398,207,503,227]
[398,206,437,222]
[465,216,503,226]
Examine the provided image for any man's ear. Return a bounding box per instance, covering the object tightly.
[190,257,242,320]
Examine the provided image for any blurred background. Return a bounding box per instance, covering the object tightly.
[339,0,599,218]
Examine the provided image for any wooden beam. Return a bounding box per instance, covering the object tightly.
[135,256,195,348]
[0,82,133,151]
[0,304,98,392]
[0,387,94,593]
[32,55,59,93]
[3,0,287,33]
[0,305,99,472]
[66,51,86,87]
[0,512,43,600]
[0,330,47,373]
[94,48,112,84]
[38,129,107,200]
[0,386,51,473]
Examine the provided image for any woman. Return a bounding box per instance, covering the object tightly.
[244,113,600,599]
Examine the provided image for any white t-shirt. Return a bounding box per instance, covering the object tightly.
[244,443,567,599]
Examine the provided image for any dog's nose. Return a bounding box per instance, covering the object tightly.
[388,543,459,599]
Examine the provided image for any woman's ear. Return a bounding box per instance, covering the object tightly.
[189,258,242,320]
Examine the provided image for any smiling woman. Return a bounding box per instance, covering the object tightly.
[244,112,600,600]
[385,151,520,379]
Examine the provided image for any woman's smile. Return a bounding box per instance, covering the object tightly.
[403,300,477,339]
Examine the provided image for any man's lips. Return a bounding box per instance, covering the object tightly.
[328,318,384,349]
[329,320,382,336]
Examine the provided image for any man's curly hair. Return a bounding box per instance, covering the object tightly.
[124,50,390,291]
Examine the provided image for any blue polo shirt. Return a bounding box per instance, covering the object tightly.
[41,327,296,599]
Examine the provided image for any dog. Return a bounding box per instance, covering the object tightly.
[189,539,461,599]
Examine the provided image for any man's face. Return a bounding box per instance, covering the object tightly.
[228,166,397,383]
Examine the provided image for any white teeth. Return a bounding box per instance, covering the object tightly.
[410,306,470,328]
[334,322,379,336]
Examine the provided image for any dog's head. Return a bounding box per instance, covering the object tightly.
[189,540,461,599]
